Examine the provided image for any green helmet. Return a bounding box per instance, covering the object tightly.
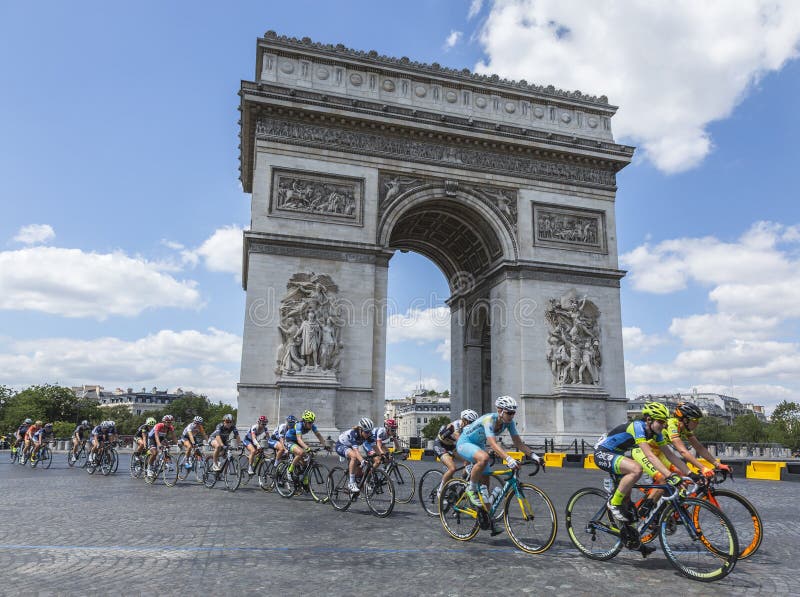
[146,417,156,426]
[301,410,316,423]
[641,402,670,421]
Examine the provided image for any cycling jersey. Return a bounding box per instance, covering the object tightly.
[371,426,395,446]
[270,423,289,440]
[284,421,317,444]
[134,424,151,439]
[148,422,174,440]
[17,424,30,438]
[436,420,464,448]
[243,424,270,445]
[665,417,693,443]
[595,420,668,454]
[209,422,240,443]
[458,413,518,447]
[181,422,205,440]
[32,428,53,442]
[73,423,92,438]
[335,428,367,458]
[24,425,41,440]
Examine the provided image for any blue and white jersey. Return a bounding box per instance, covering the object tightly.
[370,427,394,445]
[284,421,317,443]
[458,413,518,447]
[270,423,289,441]
[245,424,270,442]
[32,428,53,442]
[337,428,366,448]
[73,423,92,437]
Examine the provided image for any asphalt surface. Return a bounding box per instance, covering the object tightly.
[0,451,795,596]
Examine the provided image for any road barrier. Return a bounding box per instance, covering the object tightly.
[746,460,786,481]
[583,453,600,469]
[543,453,566,468]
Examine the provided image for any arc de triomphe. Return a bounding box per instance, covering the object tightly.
[237,32,634,442]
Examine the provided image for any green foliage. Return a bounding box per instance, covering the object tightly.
[0,384,102,435]
[146,395,236,430]
[694,416,729,442]
[770,401,800,450]
[52,421,76,438]
[421,415,450,440]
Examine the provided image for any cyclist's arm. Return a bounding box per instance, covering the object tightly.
[510,434,533,458]
[686,435,720,468]
[662,443,690,475]
[313,430,326,446]
[297,435,310,450]
[485,435,511,462]
[669,434,705,471]
[637,442,674,478]
[187,430,195,444]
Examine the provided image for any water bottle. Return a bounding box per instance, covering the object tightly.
[602,478,614,494]
[490,486,504,505]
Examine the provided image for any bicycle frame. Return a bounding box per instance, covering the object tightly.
[450,464,536,522]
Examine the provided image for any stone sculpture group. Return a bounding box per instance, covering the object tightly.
[545,290,602,386]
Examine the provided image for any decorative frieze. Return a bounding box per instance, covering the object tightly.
[257,116,617,189]
[545,289,603,387]
[533,203,606,253]
[269,168,364,226]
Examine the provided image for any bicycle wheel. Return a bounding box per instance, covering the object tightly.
[702,488,762,560]
[41,448,52,469]
[438,479,480,541]
[9,447,17,463]
[202,456,218,488]
[67,449,78,467]
[659,498,738,582]
[308,462,331,504]
[100,451,113,476]
[564,487,623,561]
[386,462,415,504]
[162,455,179,487]
[257,459,275,492]
[193,454,205,483]
[224,457,241,491]
[144,458,160,485]
[327,467,353,511]
[364,468,395,517]
[238,454,253,486]
[274,462,295,498]
[78,447,88,468]
[176,454,190,481]
[419,468,445,516]
[502,482,557,554]
[130,453,144,478]
[110,449,119,473]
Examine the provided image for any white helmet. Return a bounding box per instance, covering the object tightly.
[358,417,375,431]
[495,396,518,411]
[460,409,479,423]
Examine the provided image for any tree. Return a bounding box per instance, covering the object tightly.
[728,413,766,444]
[770,401,800,451]
[421,416,450,440]
[694,416,728,443]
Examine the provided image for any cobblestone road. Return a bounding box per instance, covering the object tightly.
[0,453,795,596]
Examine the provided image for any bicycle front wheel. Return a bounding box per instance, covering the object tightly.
[238,454,252,486]
[564,487,622,561]
[365,468,395,517]
[202,456,218,488]
[327,467,353,511]
[703,488,762,560]
[257,459,275,492]
[162,455,179,487]
[384,462,415,504]
[659,497,738,582]
[41,448,52,469]
[308,462,331,503]
[130,453,144,478]
[67,449,78,467]
[438,479,480,541]
[100,452,113,476]
[224,457,241,491]
[176,454,190,481]
[418,468,444,516]
[502,482,557,554]
[110,449,119,473]
[274,462,295,498]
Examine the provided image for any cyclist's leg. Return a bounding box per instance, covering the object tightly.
[439,452,457,490]
[211,435,223,466]
[456,440,491,506]
[631,446,671,502]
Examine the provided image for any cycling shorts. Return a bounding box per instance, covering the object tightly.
[631,446,670,478]
[455,438,484,464]
[593,448,623,474]
[433,439,456,459]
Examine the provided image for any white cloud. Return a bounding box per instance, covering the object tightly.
[444,30,463,50]
[622,326,664,352]
[0,328,241,404]
[623,221,800,409]
[175,225,243,277]
[475,1,800,172]
[13,224,55,245]
[468,0,483,19]
[0,246,202,319]
[388,306,450,345]
[385,364,447,400]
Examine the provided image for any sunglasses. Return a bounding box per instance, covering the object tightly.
[503,410,517,416]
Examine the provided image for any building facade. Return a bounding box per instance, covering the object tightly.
[630,391,766,424]
[72,385,199,416]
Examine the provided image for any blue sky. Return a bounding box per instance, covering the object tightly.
[2,1,799,411]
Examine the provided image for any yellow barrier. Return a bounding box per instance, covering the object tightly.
[687,458,716,473]
[583,453,600,469]
[507,451,524,461]
[408,448,424,461]
[544,452,566,468]
[746,460,786,481]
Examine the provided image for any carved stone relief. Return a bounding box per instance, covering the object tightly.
[545,289,602,387]
[276,273,344,381]
[533,203,606,253]
[269,168,363,226]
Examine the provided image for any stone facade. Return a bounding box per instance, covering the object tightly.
[237,33,634,441]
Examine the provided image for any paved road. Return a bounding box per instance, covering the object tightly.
[0,453,794,596]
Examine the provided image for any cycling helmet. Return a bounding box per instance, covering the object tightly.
[24,418,32,425]
[44,423,53,430]
[301,410,316,423]
[495,396,518,411]
[107,420,115,428]
[674,402,703,420]
[146,417,156,426]
[286,414,297,425]
[162,414,174,423]
[100,421,110,429]
[384,418,397,429]
[193,416,204,424]
[358,417,374,431]
[641,402,670,421]
[258,415,268,425]
[223,413,234,422]
[460,409,479,423]
[35,420,43,426]
[81,420,89,426]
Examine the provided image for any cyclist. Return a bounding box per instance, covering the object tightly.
[22,420,43,461]
[456,397,537,508]
[242,415,270,476]
[593,402,686,522]
[30,423,54,461]
[268,414,296,467]
[180,416,206,469]
[368,418,401,460]
[335,417,374,493]
[146,415,176,478]
[667,402,732,476]
[134,418,157,457]
[284,410,328,478]
[209,414,240,472]
[434,409,479,498]
[71,420,92,457]
[13,418,32,457]
[88,421,118,464]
